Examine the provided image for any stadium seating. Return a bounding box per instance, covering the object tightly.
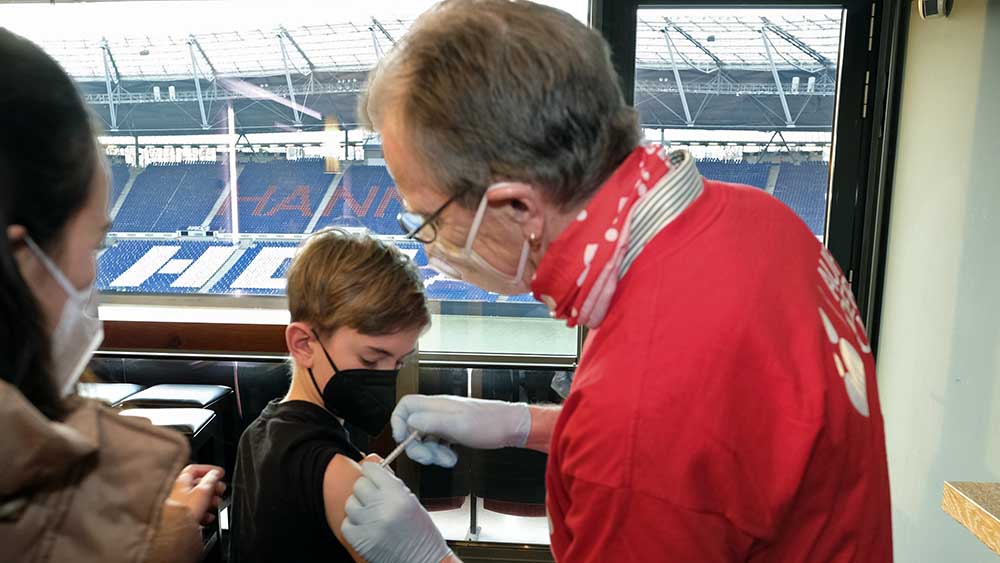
[773,161,829,236]
[113,163,226,232]
[212,159,331,234]
[97,240,235,294]
[208,240,299,296]
[425,280,500,303]
[97,238,502,302]
[697,159,771,189]
[108,164,131,208]
[313,165,403,235]
[97,158,830,303]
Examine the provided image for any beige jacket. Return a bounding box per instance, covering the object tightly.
[0,381,202,563]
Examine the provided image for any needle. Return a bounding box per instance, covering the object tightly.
[380,430,420,468]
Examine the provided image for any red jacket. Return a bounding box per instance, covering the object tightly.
[545,179,892,562]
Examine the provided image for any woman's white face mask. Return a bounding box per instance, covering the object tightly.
[425,184,531,295]
[24,236,103,397]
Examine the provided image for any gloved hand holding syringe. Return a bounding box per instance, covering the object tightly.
[379,430,421,468]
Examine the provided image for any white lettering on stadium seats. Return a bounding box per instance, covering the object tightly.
[111,246,180,287]
[231,246,298,290]
[172,246,237,288]
[158,259,193,275]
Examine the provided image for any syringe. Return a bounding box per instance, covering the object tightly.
[380,430,421,468]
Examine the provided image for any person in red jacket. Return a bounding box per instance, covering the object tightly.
[339,2,893,562]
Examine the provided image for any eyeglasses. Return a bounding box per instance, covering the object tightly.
[397,190,466,244]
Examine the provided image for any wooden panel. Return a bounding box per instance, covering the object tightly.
[942,481,1000,556]
[103,321,287,355]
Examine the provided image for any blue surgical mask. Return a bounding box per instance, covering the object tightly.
[24,237,104,397]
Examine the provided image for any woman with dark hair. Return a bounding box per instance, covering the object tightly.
[0,29,224,563]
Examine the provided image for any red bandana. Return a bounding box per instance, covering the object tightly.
[531,145,673,328]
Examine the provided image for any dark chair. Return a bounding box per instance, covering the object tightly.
[120,384,237,479]
[91,357,292,464]
[472,369,567,518]
[416,367,472,512]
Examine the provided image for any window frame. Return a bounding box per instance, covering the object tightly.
[595,0,903,357]
[80,0,909,551]
[78,0,589,364]
[94,0,904,361]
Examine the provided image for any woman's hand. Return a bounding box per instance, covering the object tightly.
[168,464,226,526]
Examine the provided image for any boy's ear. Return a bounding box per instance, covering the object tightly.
[286,322,316,369]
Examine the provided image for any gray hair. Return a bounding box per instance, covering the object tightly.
[359,0,640,210]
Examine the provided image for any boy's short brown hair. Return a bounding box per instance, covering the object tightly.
[286,228,429,336]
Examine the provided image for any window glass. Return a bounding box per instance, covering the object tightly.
[0,0,585,356]
[635,7,843,241]
[89,357,570,546]
[418,366,570,544]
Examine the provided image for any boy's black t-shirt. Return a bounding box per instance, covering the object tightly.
[229,399,363,563]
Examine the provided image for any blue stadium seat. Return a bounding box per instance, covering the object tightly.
[425,280,499,303]
[113,163,226,232]
[313,165,403,235]
[772,162,830,236]
[108,164,131,209]
[208,240,299,296]
[96,240,234,294]
[99,160,545,305]
[212,159,331,234]
[394,239,428,267]
[697,159,771,189]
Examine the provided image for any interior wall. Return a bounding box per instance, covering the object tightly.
[877,0,1000,561]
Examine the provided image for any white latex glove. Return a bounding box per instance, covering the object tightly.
[342,462,453,563]
[391,395,531,467]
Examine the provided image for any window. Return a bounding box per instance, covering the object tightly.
[0,0,585,357]
[634,7,842,241]
[599,0,882,295]
[10,0,898,554]
[90,356,571,549]
[406,366,570,545]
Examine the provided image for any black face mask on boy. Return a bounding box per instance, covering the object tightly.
[307,329,399,436]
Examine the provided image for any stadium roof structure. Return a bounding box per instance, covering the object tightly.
[30,10,843,135]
